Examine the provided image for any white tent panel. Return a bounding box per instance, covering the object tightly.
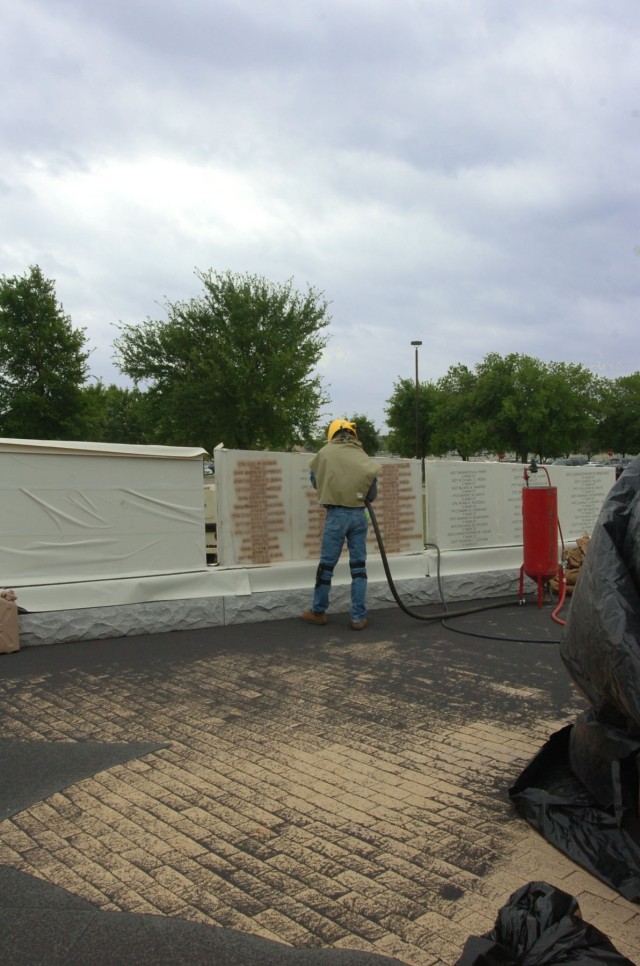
[0,440,209,583]
[0,438,207,460]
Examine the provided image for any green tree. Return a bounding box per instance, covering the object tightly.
[472,353,543,462]
[349,414,379,455]
[384,378,437,458]
[597,373,640,455]
[430,365,484,460]
[0,265,90,439]
[540,361,602,459]
[114,270,331,450]
[81,382,153,444]
[472,353,602,462]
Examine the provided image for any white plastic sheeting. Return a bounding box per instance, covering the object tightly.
[0,439,207,460]
[0,438,209,585]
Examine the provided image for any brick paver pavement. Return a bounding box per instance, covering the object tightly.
[1,605,638,964]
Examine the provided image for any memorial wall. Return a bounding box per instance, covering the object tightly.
[214,449,615,569]
[214,449,423,567]
[11,448,618,644]
[425,461,615,551]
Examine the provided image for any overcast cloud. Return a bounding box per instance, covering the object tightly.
[2,0,639,434]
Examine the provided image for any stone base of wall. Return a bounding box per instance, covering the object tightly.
[18,568,523,648]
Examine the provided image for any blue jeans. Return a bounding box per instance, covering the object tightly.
[312,506,369,621]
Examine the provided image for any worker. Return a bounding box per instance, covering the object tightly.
[303,419,381,630]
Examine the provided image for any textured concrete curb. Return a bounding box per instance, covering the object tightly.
[18,569,521,647]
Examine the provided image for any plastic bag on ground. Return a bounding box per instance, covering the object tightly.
[455,881,634,965]
[510,457,640,901]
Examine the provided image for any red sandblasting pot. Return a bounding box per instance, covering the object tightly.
[522,485,559,581]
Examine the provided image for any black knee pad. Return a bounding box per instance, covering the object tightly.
[350,560,367,579]
[315,562,334,587]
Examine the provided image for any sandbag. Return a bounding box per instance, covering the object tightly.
[0,591,20,654]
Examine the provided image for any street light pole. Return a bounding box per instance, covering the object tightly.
[410,340,422,461]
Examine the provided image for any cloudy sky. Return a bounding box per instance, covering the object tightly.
[3,0,639,432]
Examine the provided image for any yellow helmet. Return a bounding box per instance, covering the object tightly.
[327,419,358,440]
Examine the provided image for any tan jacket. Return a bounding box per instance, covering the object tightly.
[309,438,381,508]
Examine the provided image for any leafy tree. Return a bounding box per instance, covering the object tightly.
[349,413,379,455]
[81,382,153,444]
[0,266,90,439]
[430,365,484,460]
[114,270,331,450]
[384,352,633,463]
[384,378,437,458]
[471,353,603,462]
[597,373,640,455]
[540,361,602,459]
[472,353,541,462]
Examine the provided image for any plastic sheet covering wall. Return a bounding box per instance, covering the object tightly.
[0,439,208,583]
[510,455,640,902]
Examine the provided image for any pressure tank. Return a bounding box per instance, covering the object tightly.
[522,485,559,581]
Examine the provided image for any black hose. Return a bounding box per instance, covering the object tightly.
[366,498,561,643]
[366,498,517,621]
[439,618,560,645]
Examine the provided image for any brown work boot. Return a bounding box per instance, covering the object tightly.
[302,610,327,626]
[351,618,367,631]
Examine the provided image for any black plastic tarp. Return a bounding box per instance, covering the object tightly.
[509,456,640,902]
[456,881,634,965]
